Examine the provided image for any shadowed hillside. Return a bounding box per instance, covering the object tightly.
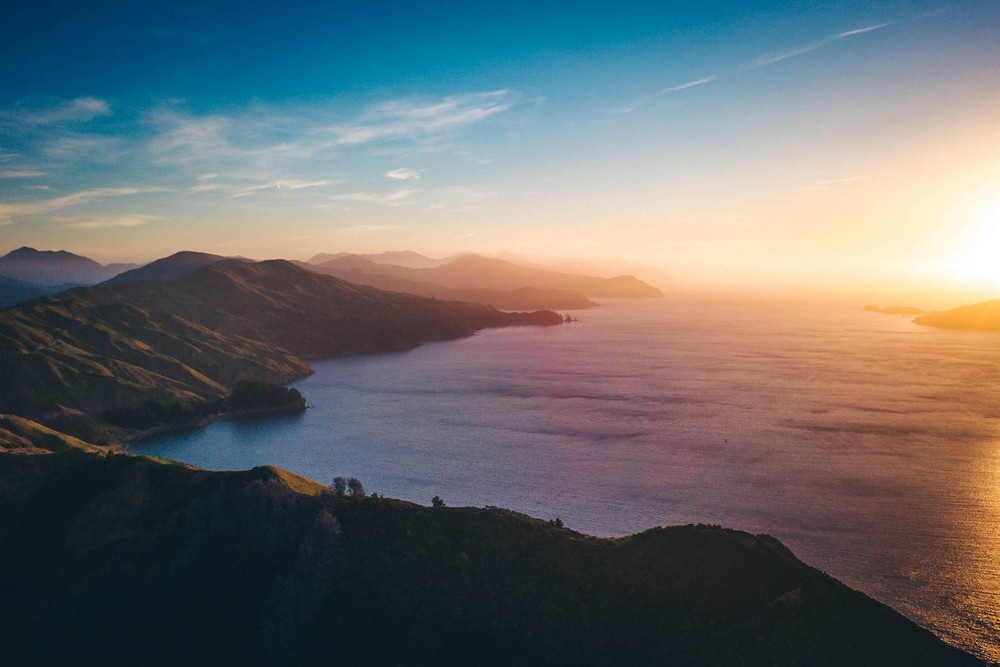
[0,246,133,285]
[0,444,980,666]
[0,259,562,440]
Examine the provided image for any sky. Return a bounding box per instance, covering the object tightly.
[1,0,999,305]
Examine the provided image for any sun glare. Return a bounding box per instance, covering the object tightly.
[936,193,1000,291]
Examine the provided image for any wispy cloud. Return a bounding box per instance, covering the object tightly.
[802,175,865,192]
[324,91,514,146]
[612,74,718,114]
[6,97,112,125]
[55,214,161,229]
[326,188,418,206]
[333,224,403,236]
[385,167,421,180]
[662,75,718,93]
[0,187,166,225]
[232,179,330,197]
[0,170,46,179]
[750,22,891,68]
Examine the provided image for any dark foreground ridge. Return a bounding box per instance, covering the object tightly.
[0,427,980,666]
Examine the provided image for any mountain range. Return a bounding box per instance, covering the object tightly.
[0,246,136,285]
[310,253,664,300]
[914,299,1000,330]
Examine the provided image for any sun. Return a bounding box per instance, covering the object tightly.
[936,194,1000,291]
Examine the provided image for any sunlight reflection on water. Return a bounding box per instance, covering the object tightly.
[138,300,1000,661]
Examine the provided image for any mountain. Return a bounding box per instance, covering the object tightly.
[0,275,59,309]
[864,305,925,315]
[0,259,562,440]
[0,442,979,665]
[914,299,1000,330]
[0,246,129,285]
[314,253,664,298]
[102,250,237,285]
[301,259,597,310]
[308,250,442,268]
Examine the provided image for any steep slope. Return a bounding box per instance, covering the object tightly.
[0,246,124,285]
[102,250,242,285]
[0,259,562,438]
[0,448,979,665]
[0,290,308,438]
[914,299,1000,330]
[315,253,664,298]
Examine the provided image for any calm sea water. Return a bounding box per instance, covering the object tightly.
[138,299,1000,661]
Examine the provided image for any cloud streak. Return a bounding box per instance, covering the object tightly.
[750,22,891,69]
[56,214,161,229]
[385,167,421,180]
[0,187,166,225]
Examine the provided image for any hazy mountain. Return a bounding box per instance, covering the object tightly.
[302,260,597,310]
[308,250,443,268]
[0,275,60,309]
[102,250,238,285]
[315,253,664,298]
[0,259,562,440]
[914,299,1000,330]
[0,442,978,665]
[0,246,130,285]
[864,305,925,315]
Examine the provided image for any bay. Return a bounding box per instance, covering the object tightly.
[138,299,1000,661]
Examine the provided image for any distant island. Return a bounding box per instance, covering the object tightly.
[914,299,1000,331]
[863,305,925,315]
[0,424,980,666]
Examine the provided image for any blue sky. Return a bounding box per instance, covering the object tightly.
[2,1,999,301]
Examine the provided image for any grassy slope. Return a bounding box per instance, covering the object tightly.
[0,259,561,439]
[0,444,980,666]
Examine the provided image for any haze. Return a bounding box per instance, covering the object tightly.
[2,1,999,307]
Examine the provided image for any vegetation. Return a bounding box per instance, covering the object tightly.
[0,258,562,442]
[0,439,981,666]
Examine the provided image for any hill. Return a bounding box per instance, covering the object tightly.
[0,445,978,665]
[308,250,443,268]
[914,299,1000,330]
[314,253,664,298]
[0,259,562,440]
[0,275,61,309]
[101,250,237,285]
[302,259,597,310]
[0,246,130,285]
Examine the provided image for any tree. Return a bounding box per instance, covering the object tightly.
[347,477,366,498]
[331,476,347,497]
[431,495,445,508]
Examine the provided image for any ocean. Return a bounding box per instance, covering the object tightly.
[137,299,1000,661]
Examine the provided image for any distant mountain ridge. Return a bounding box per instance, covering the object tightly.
[300,258,597,310]
[308,250,443,268]
[0,246,136,285]
[102,250,244,285]
[313,253,664,298]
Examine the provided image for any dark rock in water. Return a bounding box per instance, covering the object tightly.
[226,380,307,413]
